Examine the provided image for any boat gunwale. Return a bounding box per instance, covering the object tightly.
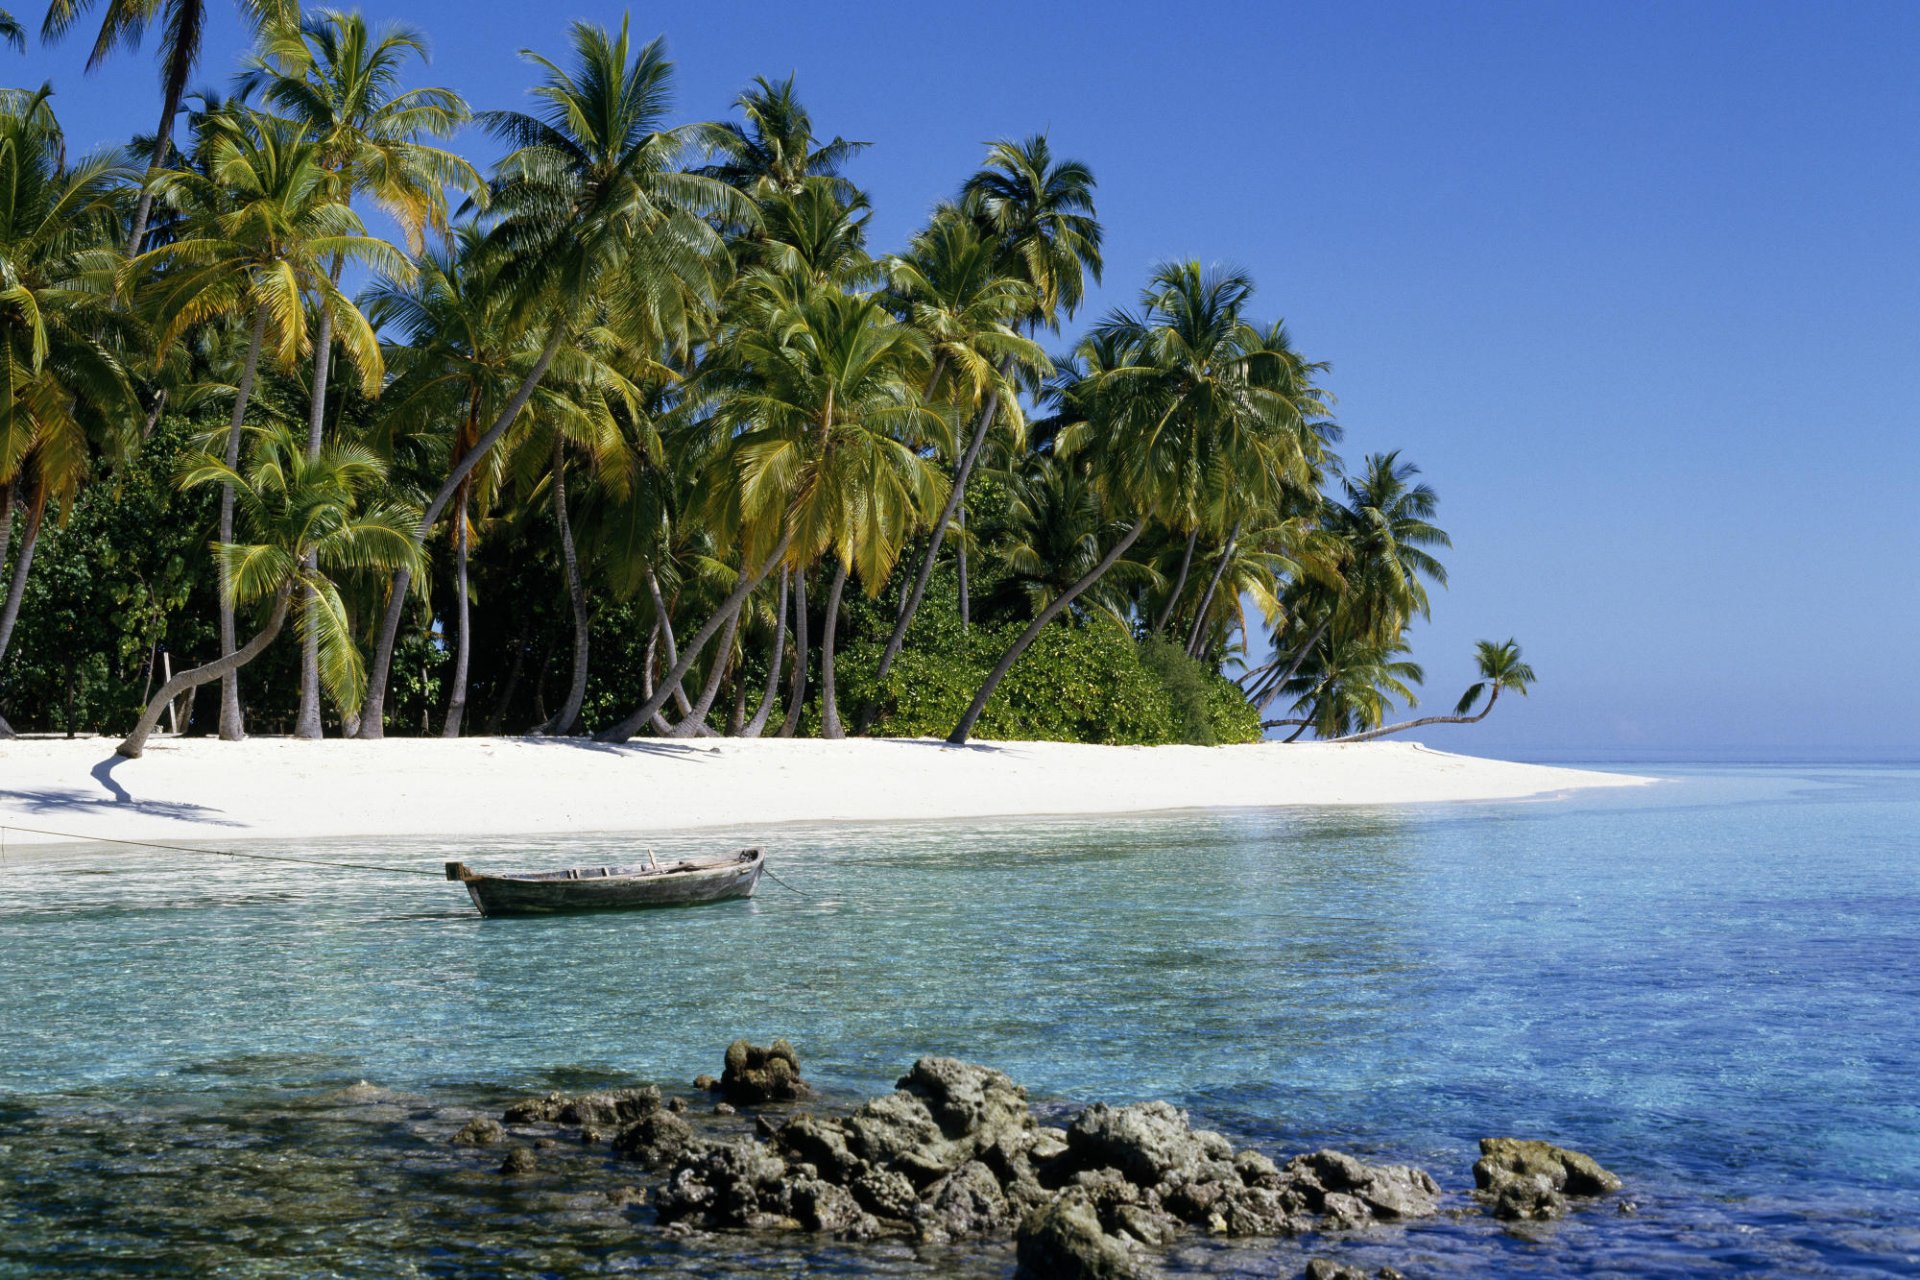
[457,848,762,886]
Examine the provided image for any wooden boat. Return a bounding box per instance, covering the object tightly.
[444,848,764,917]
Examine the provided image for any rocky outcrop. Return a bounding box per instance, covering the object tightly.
[470,1048,1468,1275]
[1303,1261,1405,1280]
[450,1117,505,1146]
[718,1039,807,1105]
[1473,1137,1621,1221]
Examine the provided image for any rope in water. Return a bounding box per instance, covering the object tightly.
[0,823,443,877]
[760,864,812,897]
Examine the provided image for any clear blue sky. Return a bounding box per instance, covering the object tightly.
[18,1,1920,757]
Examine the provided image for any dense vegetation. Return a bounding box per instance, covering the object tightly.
[0,4,1535,751]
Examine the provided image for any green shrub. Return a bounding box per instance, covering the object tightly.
[1137,635,1217,744]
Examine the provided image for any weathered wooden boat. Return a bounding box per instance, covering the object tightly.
[444,848,764,917]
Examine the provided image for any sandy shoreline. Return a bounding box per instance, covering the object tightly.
[0,735,1650,850]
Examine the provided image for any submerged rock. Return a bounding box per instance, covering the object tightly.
[451,1117,505,1147]
[720,1039,807,1105]
[498,1146,538,1175]
[1474,1137,1621,1221]
[501,1086,659,1128]
[1303,1262,1404,1280]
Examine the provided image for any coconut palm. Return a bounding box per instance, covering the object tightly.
[598,286,947,743]
[358,17,745,737]
[117,422,421,756]
[1267,632,1424,741]
[1328,639,1534,742]
[0,89,139,736]
[695,73,866,205]
[128,110,404,739]
[946,261,1313,745]
[240,7,480,735]
[40,0,294,252]
[0,12,25,50]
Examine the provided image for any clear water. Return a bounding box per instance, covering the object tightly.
[2,765,1916,1276]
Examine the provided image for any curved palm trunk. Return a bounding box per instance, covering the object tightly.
[119,588,292,758]
[778,566,809,738]
[818,559,850,739]
[1253,615,1332,714]
[1327,687,1500,743]
[0,482,39,738]
[218,306,270,742]
[948,521,1144,746]
[1152,528,1199,636]
[646,569,695,718]
[638,623,677,734]
[362,327,567,739]
[668,604,741,738]
[956,505,970,630]
[1185,521,1240,658]
[545,439,590,735]
[741,569,788,738]
[858,379,1003,731]
[441,492,471,737]
[126,74,186,256]
[294,267,341,740]
[597,532,793,744]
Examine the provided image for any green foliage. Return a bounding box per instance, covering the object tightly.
[1137,634,1214,743]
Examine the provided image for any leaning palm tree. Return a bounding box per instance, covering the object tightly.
[117,423,421,756]
[128,110,404,739]
[0,88,140,736]
[40,0,293,252]
[357,17,744,738]
[946,261,1311,745]
[240,6,480,736]
[1328,639,1534,742]
[598,286,947,743]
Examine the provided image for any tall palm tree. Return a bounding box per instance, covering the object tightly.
[40,0,293,252]
[857,209,1046,727]
[117,422,421,756]
[695,73,866,205]
[1329,639,1534,742]
[129,110,404,738]
[1268,632,1424,741]
[241,6,479,736]
[598,287,946,743]
[0,89,139,736]
[358,17,745,737]
[947,261,1311,745]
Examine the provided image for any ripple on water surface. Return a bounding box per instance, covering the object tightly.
[1,765,1917,1275]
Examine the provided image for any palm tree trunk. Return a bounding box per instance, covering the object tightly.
[0,482,38,671]
[441,491,471,737]
[957,505,970,630]
[597,532,794,743]
[1327,688,1500,743]
[1152,528,1199,635]
[362,326,567,738]
[126,80,185,256]
[948,521,1144,746]
[119,588,293,758]
[638,622,676,734]
[1253,615,1332,713]
[545,438,590,735]
[294,269,342,740]
[859,376,1003,729]
[742,569,788,738]
[218,306,270,742]
[1185,521,1240,658]
[819,559,850,739]
[778,565,809,738]
[668,604,740,738]
[646,569,695,718]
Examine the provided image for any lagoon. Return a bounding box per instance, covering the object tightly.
[2,765,1916,1276]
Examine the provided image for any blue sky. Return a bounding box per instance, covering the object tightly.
[17,1,1920,756]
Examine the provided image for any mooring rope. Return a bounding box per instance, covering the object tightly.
[0,823,443,878]
[761,864,812,897]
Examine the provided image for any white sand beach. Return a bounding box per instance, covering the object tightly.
[0,736,1649,849]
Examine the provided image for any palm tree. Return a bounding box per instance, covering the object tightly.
[128,110,403,739]
[357,17,745,737]
[240,6,479,736]
[0,12,26,49]
[117,422,421,756]
[857,209,1046,726]
[695,73,866,205]
[598,287,946,743]
[40,0,293,252]
[1328,639,1534,742]
[1267,632,1424,741]
[946,261,1312,745]
[0,89,139,736]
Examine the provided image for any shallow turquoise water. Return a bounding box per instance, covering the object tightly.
[2,764,1916,1275]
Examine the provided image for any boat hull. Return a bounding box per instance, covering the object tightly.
[449,850,764,918]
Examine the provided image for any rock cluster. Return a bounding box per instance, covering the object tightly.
[467,1045,1624,1278]
[1472,1137,1621,1221]
[1303,1261,1405,1280]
